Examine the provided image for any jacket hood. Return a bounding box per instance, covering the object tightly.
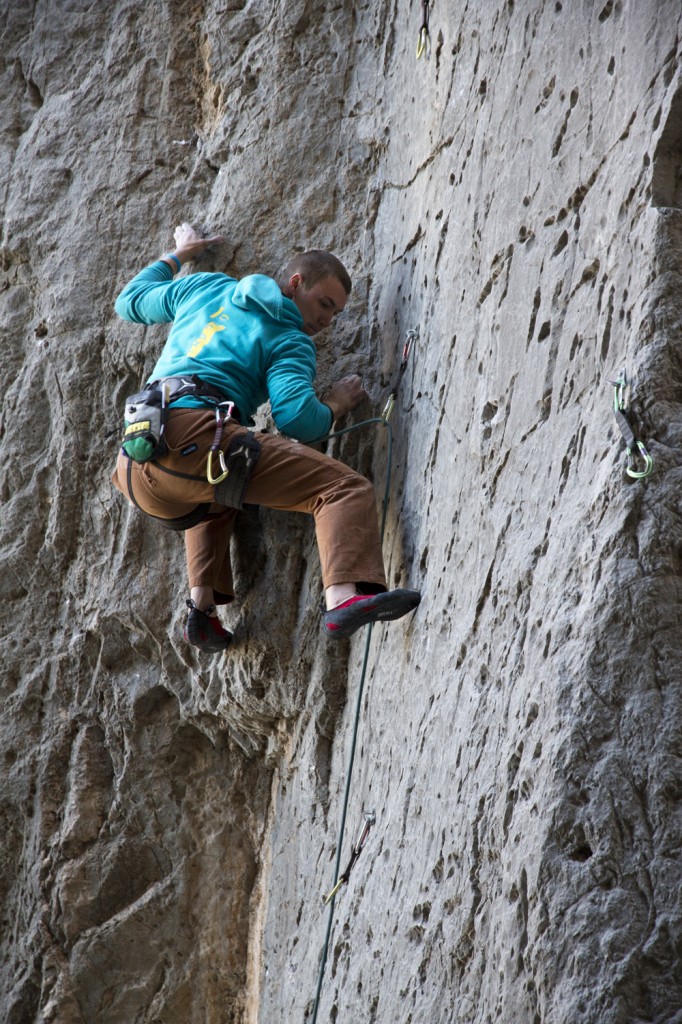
[232,274,303,330]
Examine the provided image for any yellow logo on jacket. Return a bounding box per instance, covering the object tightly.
[188,307,230,357]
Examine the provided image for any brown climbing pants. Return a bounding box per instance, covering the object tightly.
[112,408,387,604]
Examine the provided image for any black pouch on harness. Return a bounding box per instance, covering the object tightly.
[214,431,261,509]
[121,387,168,463]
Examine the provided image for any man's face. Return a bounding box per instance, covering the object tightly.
[286,274,348,336]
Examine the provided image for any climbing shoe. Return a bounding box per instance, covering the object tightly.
[184,599,233,653]
[323,589,421,638]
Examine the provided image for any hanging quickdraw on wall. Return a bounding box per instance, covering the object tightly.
[323,812,376,904]
[416,0,431,59]
[382,327,418,422]
[607,369,654,479]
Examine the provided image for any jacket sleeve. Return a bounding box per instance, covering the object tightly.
[114,262,223,324]
[266,334,333,443]
[114,261,177,323]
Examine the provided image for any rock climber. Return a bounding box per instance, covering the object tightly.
[112,222,421,652]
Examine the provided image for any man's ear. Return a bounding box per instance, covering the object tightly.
[288,273,303,293]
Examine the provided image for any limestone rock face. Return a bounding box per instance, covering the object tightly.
[1,2,681,1022]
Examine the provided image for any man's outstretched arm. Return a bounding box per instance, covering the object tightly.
[115,222,226,324]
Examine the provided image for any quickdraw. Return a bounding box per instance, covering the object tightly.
[416,0,431,59]
[206,402,236,484]
[607,369,654,480]
[323,812,376,904]
[382,327,418,422]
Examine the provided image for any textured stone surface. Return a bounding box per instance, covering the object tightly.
[1,1,681,1022]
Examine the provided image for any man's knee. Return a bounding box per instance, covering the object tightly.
[332,468,376,510]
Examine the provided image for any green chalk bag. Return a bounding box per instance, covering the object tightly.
[121,386,168,463]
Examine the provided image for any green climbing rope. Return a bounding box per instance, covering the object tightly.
[308,328,416,1023]
[307,423,387,1024]
[309,414,393,1024]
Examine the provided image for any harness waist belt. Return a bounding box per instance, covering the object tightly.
[150,374,242,422]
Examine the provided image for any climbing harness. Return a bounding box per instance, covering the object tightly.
[323,811,376,904]
[121,374,238,464]
[121,372,260,507]
[416,0,431,59]
[607,369,654,479]
[309,327,417,1024]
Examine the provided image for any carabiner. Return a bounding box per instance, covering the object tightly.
[416,0,431,59]
[626,441,654,480]
[207,449,229,485]
[402,327,418,368]
[608,370,629,416]
[381,393,396,424]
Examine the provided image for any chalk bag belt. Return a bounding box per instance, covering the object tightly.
[208,403,261,509]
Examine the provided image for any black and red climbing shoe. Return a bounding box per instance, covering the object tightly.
[323,589,421,639]
[184,599,233,653]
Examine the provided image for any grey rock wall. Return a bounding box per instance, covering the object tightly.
[1,1,680,1022]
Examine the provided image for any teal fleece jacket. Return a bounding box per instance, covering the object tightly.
[114,261,333,443]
